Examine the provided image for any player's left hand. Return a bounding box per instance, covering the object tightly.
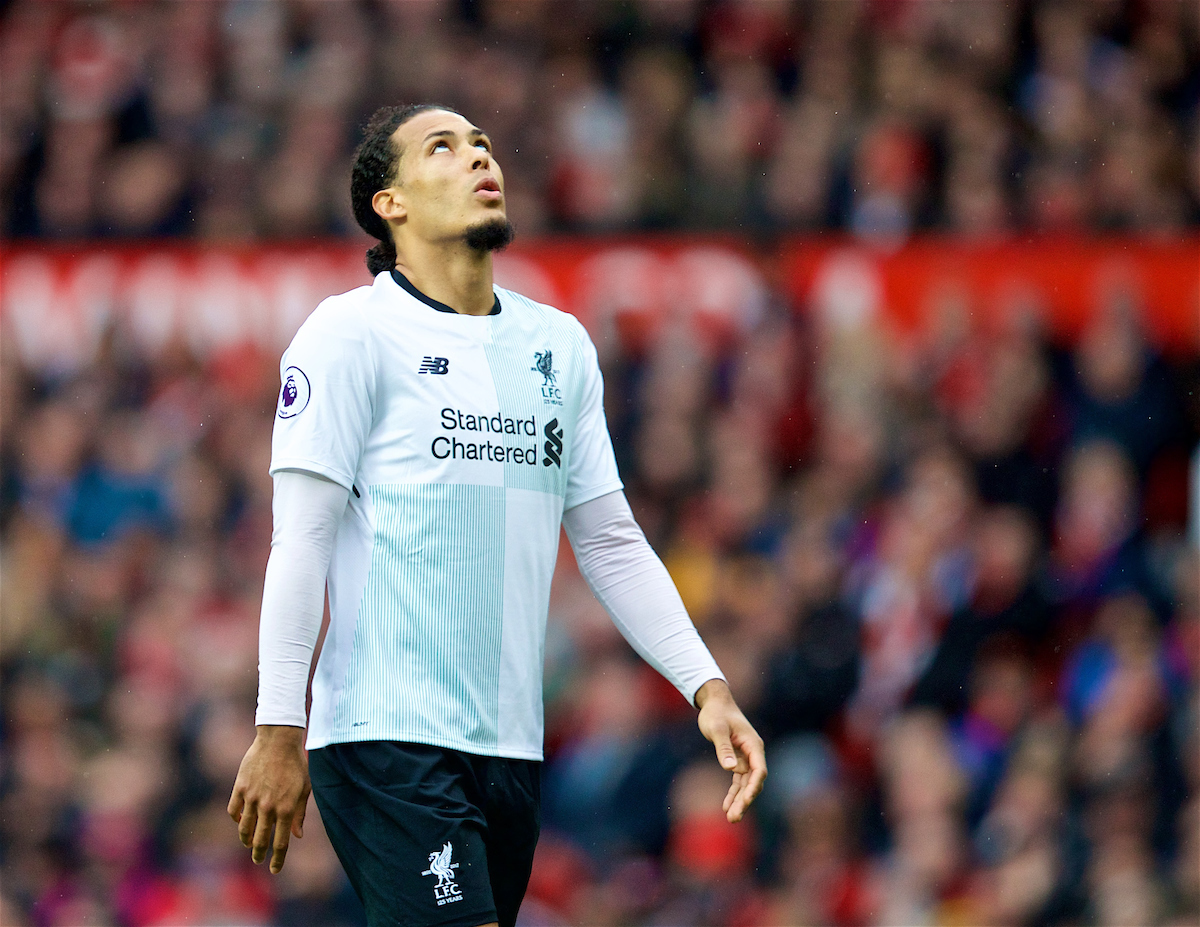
[695,679,767,823]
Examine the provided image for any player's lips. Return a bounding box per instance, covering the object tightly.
[473,177,502,200]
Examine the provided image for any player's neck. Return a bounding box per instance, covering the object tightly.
[394,241,494,317]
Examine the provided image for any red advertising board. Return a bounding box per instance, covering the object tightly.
[779,237,1200,348]
[2,237,1195,372]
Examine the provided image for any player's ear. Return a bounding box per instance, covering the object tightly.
[372,187,406,225]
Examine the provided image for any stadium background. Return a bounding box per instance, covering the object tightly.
[1,1,1198,925]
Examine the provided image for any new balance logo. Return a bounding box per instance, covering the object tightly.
[543,418,563,467]
[418,357,450,375]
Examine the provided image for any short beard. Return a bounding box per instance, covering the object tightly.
[464,218,515,253]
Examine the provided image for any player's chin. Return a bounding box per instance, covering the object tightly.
[464,216,516,253]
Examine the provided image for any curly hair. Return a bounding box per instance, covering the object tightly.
[351,103,459,275]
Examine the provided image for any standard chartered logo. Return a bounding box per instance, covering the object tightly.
[543,418,563,467]
[432,406,561,467]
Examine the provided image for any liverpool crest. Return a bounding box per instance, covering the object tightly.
[532,350,562,406]
[532,350,556,386]
[420,841,463,906]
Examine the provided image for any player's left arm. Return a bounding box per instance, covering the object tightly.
[562,490,767,822]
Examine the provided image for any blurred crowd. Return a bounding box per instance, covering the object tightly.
[2,0,1200,241]
[2,252,1198,926]
[2,1,1200,927]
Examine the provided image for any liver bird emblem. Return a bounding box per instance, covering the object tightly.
[533,350,555,386]
[422,841,458,887]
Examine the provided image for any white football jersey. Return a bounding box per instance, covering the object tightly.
[270,270,623,759]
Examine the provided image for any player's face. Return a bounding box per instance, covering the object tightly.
[389,110,506,242]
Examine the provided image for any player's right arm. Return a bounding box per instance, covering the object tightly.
[228,724,309,874]
[231,297,376,872]
[228,469,349,873]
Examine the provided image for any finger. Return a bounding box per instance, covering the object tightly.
[271,812,293,874]
[728,747,768,822]
[292,794,309,839]
[228,788,245,823]
[744,758,767,804]
[238,801,258,848]
[251,808,275,864]
[723,776,740,814]
[711,725,738,771]
[729,784,753,822]
[730,726,760,775]
[730,743,750,775]
[728,785,747,822]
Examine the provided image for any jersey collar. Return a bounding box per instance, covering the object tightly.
[389,269,502,316]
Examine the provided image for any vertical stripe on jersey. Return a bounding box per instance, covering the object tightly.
[495,487,560,751]
[331,483,506,747]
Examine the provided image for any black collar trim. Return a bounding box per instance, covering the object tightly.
[391,269,501,316]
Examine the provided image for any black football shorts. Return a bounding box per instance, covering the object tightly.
[309,741,541,927]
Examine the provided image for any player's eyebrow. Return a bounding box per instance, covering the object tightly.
[423,127,488,143]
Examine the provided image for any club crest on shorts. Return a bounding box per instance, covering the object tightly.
[277,366,311,419]
[420,841,463,906]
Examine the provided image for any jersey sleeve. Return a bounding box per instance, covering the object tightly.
[565,326,623,510]
[269,300,375,491]
[563,490,725,705]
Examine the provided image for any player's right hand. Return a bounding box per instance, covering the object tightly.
[228,724,311,874]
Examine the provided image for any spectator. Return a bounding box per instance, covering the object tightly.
[1066,283,1182,475]
[4,0,1197,238]
[1048,441,1165,617]
[910,506,1049,718]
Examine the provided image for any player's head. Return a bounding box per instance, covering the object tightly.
[351,104,513,274]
